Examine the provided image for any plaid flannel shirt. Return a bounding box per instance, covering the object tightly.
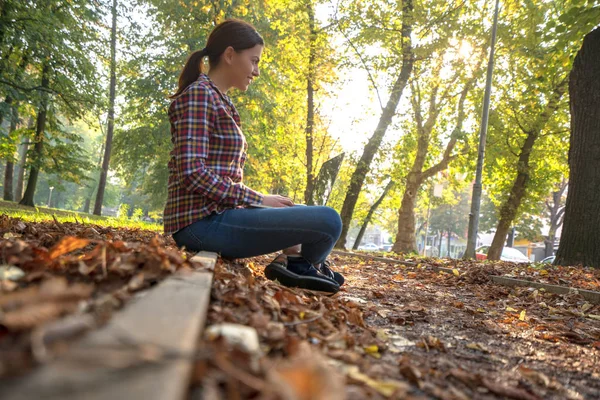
[163,74,264,235]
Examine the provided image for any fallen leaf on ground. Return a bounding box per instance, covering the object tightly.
[345,365,409,397]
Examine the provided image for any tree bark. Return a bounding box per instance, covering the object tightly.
[352,180,394,249]
[20,64,50,207]
[543,180,567,257]
[304,1,316,205]
[3,104,18,201]
[393,171,423,253]
[94,0,117,215]
[4,162,14,201]
[556,28,600,268]
[487,79,568,260]
[392,75,473,253]
[14,117,33,202]
[335,0,414,249]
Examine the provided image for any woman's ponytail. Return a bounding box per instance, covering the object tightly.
[170,20,264,99]
[170,48,207,99]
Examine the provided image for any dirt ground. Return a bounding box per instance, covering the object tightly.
[0,215,599,399]
[196,255,600,399]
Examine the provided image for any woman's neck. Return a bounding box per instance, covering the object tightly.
[207,69,231,94]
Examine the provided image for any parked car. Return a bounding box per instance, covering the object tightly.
[541,255,556,264]
[358,243,379,251]
[380,244,393,252]
[475,245,530,263]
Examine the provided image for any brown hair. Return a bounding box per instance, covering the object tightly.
[170,19,264,98]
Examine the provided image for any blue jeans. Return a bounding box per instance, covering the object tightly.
[172,205,342,264]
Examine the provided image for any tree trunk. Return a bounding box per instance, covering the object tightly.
[556,28,600,268]
[14,117,33,202]
[487,79,568,260]
[94,0,117,216]
[19,64,50,207]
[335,0,414,249]
[393,172,422,253]
[4,162,14,201]
[15,143,30,202]
[544,180,567,257]
[352,180,394,250]
[83,197,91,213]
[392,75,473,254]
[506,227,515,247]
[304,1,316,205]
[3,104,18,201]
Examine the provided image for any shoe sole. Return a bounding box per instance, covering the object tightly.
[320,267,345,286]
[264,264,340,294]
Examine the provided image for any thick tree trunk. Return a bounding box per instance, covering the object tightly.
[352,180,394,250]
[335,0,414,249]
[556,28,600,268]
[94,0,117,215]
[304,2,316,205]
[20,64,50,207]
[487,80,568,260]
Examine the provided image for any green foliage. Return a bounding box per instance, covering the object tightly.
[117,203,130,220]
[0,202,161,231]
[1,0,597,239]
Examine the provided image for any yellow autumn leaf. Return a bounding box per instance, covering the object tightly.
[299,311,305,320]
[346,366,409,396]
[364,345,379,354]
[506,306,518,312]
[519,310,526,321]
[540,269,548,276]
[452,269,460,277]
[587,314,600,321]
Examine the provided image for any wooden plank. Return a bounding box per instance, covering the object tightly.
[0,251,217,400]
[490,275,600,304]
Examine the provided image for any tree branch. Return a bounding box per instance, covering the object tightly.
[333,2,384,111]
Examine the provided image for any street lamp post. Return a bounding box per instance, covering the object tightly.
[464,0,501,259]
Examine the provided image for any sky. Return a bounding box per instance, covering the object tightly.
[314,3,395,154]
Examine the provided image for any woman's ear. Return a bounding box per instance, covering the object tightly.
[222,46,236,65]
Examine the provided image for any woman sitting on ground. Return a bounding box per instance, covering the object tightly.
[164,19,345,293]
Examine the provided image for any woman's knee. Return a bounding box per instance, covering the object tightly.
[312,206,342,238]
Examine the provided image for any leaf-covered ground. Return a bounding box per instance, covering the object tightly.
[0,215,599,399]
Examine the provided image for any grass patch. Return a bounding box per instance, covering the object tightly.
[0,200,162,232]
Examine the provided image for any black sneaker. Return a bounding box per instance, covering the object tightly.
[264,254,340,293]
[316,259,345,286]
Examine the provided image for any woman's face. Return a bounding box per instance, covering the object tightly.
[229,44,263,91]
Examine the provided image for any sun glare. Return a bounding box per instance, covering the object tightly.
[458,40,474,59]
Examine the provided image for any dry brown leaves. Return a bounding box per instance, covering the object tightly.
[199,253,600,399]
[0,214,202,377]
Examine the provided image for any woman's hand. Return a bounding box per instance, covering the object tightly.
[262,194,294,208]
